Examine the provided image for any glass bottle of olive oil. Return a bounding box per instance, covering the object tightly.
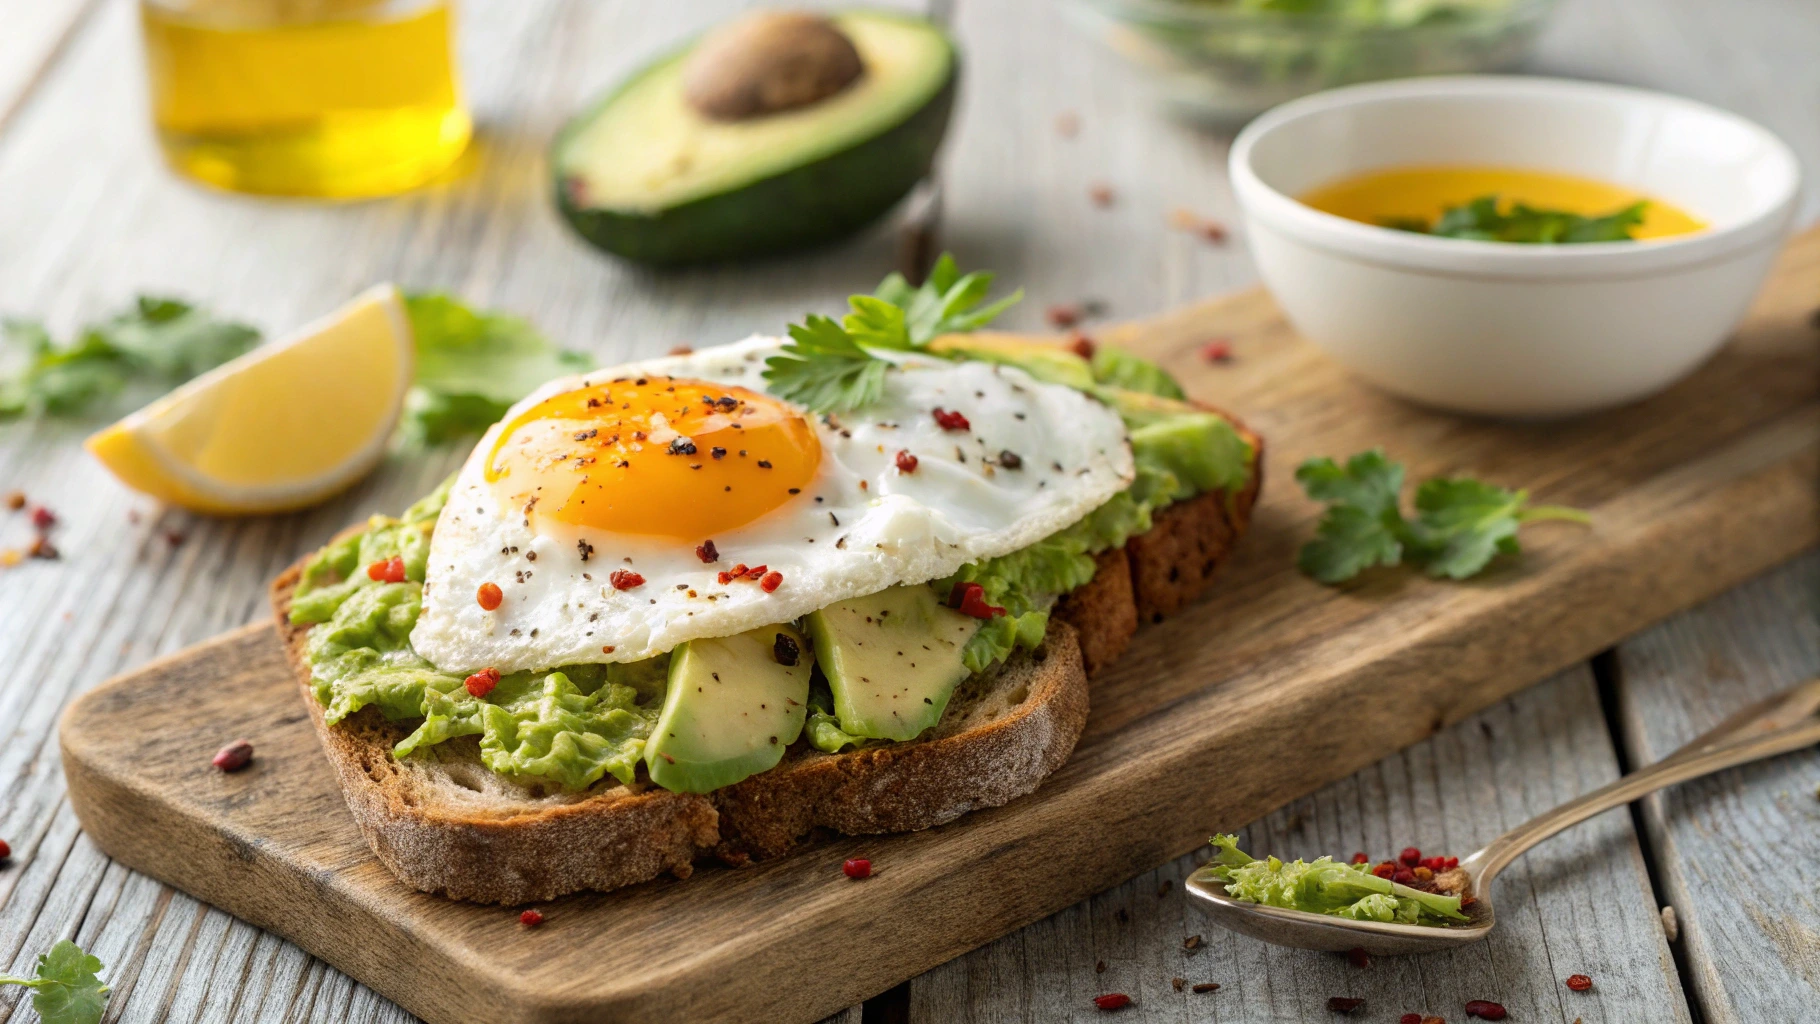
[141,0,471,198]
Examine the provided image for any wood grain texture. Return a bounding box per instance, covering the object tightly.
[909,666,1689,1023]
[57,229,1820,1023]
[1611,551,1820,1024]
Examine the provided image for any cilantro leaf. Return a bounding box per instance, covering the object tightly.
[762,315,891,414]
[1408,477,1591,580]
[874,252,1022,346]
[1388,195,1648,244]
[765,254,1020,414]
[1295,450,1588,584]
[0,939,110,1024]
[400,293,592,445]
[0,298,259,419]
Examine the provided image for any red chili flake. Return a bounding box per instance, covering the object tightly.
[29,505,55,530]
[519,909,544,928]
[696,539,718,563]
[0,838,9,860]
[1400,1016,1422,1024]
[27,537,57,560]
[367,555,407,583]
[1092,993,1130,1011]
[1352,852,1369,864]
[212,739,254,772]
[1089,182,1116,208]
[759,571,783,593]
[1346,947,1370,969]
[1372,862,1396,879]
[1566,974,1593,992]
[477,582,503,610]
[1422,856,1446,871]
[165,530,186,546]
[1170,207,1228,243]
[1327,997,1366,1014]
[1392,868,1416,885]
[1464,1000,1506,1020]
[1068,332,1096,359]
[1399,847,1422,867]
[609,569,645,590]
[668,344,693,356]
[1445,856,1458,870]
[465,667,501,698]
[932,407,971,432]
[894,449,919,473]
[1460,895,1477,908]
[950,581,1006,619]
[1423,1018,1445,1024]
[842,858,871,879]
[1046,303,1083,328]
[601,645,615,654]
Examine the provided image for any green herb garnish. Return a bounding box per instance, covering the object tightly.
[763,253,1020,413]
[0,297,259,418]
[400,293,591,445]
[0,940,110,1024]
[1295,449,1589,583]
[1385,195,1648,244]
[1205,835,1468,926]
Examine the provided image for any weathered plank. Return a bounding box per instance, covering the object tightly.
[0,0,92,136]
[908,666,1689,1023]
[1611,551,1820,1024]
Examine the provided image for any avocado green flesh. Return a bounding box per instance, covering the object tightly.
[928,334,1097,390]
[643,625,813,794]
[807,585,979,742]
[553,11,956,266]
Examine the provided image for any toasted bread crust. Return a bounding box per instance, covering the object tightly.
[269,410,1260,903]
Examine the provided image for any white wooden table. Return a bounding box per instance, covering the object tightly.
[2,1,1816,1022]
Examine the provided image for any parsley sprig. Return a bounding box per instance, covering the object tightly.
[1296,449,1589,584]
[1384,195,1648,244]
[0,940,110,1024]
[763,253,1021,413]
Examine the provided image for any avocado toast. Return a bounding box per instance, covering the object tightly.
[270,262,1262,903]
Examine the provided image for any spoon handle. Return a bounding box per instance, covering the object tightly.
[1473,679,1820,886]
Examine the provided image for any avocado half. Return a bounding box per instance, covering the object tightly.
[552,10,958,267]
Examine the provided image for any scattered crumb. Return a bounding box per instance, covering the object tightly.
[1182,934,1203,953]
[1661,904,1679,942]
[668,344,693,356]
[1171,978,1185,992]
[1089,182,1116,207]
[0,549,20,567]
[1057,111,1080,138]
[165,530,187,547]
[1116,908,1129,924]
[1047,303,1084,328]
[1327,996,1365,1014]
[3,491,23,511]
[1096,960,1106,974]
[1169,207,1227,244]
[1157,879,1172,898]
[1192,983,1220,994]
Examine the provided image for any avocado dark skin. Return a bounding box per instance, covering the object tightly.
[555,72,955,268]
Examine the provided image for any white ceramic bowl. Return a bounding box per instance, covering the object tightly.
[1230,76,1802,418]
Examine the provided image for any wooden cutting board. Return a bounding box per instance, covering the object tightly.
[62,228,1820,1024]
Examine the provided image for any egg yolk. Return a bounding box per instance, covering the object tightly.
[485,377,821,541]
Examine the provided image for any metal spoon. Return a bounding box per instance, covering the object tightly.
[1185,676,1820,954]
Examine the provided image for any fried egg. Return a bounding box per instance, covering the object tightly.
[411,336,1134,674]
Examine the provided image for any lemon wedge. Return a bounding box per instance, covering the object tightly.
[86,284,413,515]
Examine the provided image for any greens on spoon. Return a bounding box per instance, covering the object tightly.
[1204,835,1469,926]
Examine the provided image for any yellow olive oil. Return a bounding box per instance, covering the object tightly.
[1301,166,1706,241]
[141,0,470,198]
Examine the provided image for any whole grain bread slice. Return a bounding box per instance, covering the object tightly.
[269,407,1260,904]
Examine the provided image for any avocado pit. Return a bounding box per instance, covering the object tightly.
[682,11,865,122]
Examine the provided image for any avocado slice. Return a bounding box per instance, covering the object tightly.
[553,10,957,266]
[806,584,979,742]
[643,624,813,794]
[927,332,1097,390]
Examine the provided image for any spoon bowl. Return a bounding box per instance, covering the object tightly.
[1185,676,1820,954]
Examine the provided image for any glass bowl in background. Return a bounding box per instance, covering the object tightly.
[1066,0,1558,124]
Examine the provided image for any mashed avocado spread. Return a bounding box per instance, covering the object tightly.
[1204,835,1468,926]
[290,348,1253,791]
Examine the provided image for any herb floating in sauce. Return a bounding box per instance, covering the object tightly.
[1383,194,1649,244]
[1205,835,1469,927]
[0,940,110,1024]
[1295,449,1589,584]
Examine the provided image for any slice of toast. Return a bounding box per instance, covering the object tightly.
[269,410,1260,904]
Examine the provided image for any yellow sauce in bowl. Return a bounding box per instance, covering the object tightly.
[1300,166,1706,240]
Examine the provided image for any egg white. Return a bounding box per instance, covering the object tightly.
[410,336,1135,674]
